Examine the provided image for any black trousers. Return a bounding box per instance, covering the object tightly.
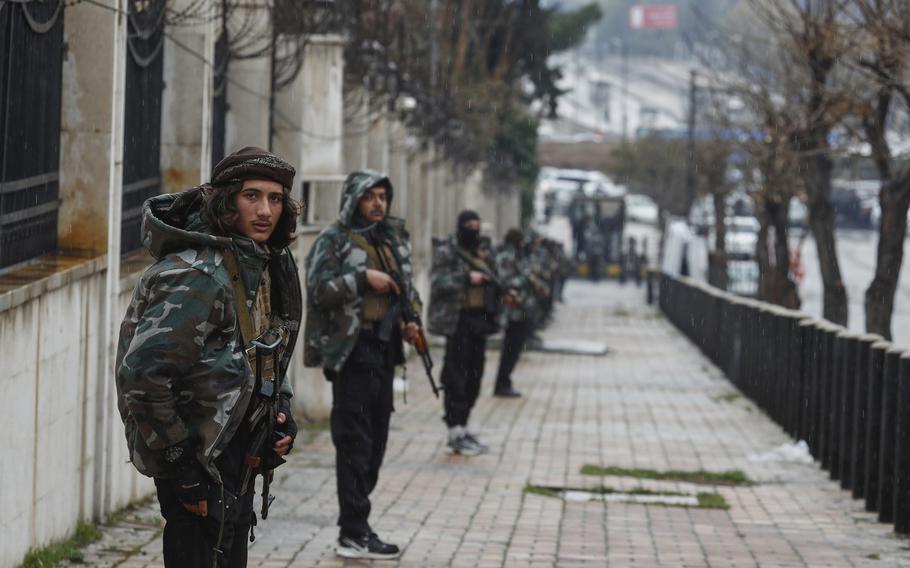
[155,430,255,568]
[441,310,489,427]
[494,320,532,393]
[330,353,395,538]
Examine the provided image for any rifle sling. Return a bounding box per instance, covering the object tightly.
[223,249,257,363]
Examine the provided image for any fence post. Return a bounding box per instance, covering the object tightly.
[797,319,816,443]
[876,345,905,523]
[807,322,828,459]
[826,331,847,479]
[838,333,860,490]
[852,334,883,500]
[893,351,910,534]
[865,340,891,513]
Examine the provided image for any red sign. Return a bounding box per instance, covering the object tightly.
[629,4,678,30]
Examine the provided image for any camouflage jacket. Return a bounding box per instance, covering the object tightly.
[495,242,538,323]
[427,234,497,336]
[115,189,302,482]
[304,169,422,372]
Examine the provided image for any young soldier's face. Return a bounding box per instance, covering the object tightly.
[234,179,285,243]
[357,185,388,223]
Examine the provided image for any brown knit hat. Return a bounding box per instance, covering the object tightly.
[210,146,296,190]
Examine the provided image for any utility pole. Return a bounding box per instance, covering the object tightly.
[686,69,697,213]
[430,0,438,92]
[621,38,628,141]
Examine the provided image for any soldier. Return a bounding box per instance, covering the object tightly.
[428,210,515,455]
[116,147,302,567]
[304,169,422,560]
[493,229,547,398]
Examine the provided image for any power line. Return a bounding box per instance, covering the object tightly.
[62,0,385,142]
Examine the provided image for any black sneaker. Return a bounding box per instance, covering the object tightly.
[463,432,489,454]
[447,434,482,456]
[493,387,522,398]
[336,533,401,560]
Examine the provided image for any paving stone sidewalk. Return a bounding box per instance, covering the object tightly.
[68,281,910,567]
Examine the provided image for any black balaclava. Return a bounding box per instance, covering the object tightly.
[456,209,481,250]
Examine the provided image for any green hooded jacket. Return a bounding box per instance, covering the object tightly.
[115,189,302,482]
[304,169,421,371]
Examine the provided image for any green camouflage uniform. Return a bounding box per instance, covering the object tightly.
[495,241,538,323]
[304,169,421,371]
[427,235,497,336]
[115,189,301,482]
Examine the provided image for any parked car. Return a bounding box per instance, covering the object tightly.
[624,193,658,225]
[789,197,808,228]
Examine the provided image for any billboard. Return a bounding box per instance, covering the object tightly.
[629,4,679,30]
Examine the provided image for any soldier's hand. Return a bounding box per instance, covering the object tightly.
[401,321,420,343]
[367,269,400,295]
[174,465,209,517]
[469,271,488,285]
[503,289,520,307]
[183,500,208,517]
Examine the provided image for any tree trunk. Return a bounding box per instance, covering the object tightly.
[803,151,848,325]
[864,177,910,340]
[769,199,801,309]
[708,192,728,290]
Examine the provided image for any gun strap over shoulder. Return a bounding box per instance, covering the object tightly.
[223,249,256,361]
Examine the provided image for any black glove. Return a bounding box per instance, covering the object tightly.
[163,440,208,504]
[174,463,209,504]
[277,395,298,451]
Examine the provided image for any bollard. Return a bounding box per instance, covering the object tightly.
[865,340,891,513]
[893,351,910,534]
[851,334,882,500]
[838,333,860,490]
[876,345,905,524]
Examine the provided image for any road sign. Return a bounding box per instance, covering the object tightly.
[629,4,678,30]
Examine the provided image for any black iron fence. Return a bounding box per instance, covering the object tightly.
[121,0,165,254]
[0,0,64,269]
[659,274,910,534]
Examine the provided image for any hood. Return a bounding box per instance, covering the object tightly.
[140,189,232,260]
[338,169,394,227]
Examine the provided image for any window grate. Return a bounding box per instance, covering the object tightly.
[0,1,64,269]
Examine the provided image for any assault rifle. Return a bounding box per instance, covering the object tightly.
[374,242,441,398]
[453,247,519,311]
[238,328,287,521]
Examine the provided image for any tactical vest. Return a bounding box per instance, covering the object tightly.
[346,230,400,322]
[461,248,491,310]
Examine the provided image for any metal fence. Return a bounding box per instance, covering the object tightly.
[0,0,64,269]
[121,0,165,254]
[659,274,910,534]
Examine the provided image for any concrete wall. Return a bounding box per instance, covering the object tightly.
[0,4,521,565]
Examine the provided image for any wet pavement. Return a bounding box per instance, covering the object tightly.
[66,279,910,567]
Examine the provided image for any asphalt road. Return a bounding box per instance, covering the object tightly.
[791,228,910,348]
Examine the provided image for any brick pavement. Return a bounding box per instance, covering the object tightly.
[67,280,910,567]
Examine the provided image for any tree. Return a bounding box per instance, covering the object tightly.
[848,0,910,340]
[746,0,855,324]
